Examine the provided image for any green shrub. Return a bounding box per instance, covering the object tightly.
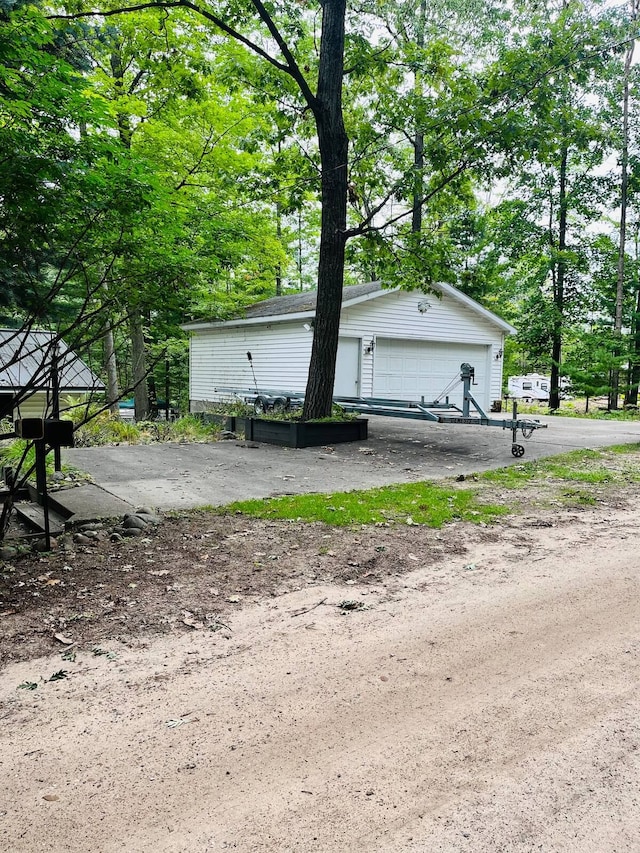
[73,411,141,446]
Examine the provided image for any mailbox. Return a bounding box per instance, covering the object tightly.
[15,418,44,439]
[14,418,74,446]
[44,419,74,447]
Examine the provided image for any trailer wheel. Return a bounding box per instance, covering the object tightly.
[271,396,289,414]
[511,443,525,458]
[254,396,269,415]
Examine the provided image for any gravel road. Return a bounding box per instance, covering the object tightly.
[1,495,638,852]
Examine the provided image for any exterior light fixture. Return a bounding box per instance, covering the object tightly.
[417,299,431,314]
[364,339,375,355]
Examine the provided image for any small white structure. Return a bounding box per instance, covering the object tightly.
[507,373,550,403]
[0,328,104,421]
[183,282,516,413]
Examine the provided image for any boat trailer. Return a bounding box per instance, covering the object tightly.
[215,362,547,457]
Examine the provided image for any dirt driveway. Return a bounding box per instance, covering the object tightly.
[64,414,640,509]
[1,488,639,852]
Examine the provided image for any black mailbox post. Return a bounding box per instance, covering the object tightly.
[14,418,75,549]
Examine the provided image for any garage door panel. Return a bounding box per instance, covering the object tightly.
[374,339,489,407]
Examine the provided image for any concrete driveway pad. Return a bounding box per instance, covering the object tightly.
[63,415,640,511]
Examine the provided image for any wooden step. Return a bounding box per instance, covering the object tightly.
[14,503,67,535]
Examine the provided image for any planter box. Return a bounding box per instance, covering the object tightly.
[245,417,368,448]
[195,413,248,433]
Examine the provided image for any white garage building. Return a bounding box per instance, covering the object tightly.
[183,281,515,413]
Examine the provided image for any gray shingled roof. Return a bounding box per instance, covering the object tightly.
[239,281,383,319]
[0,329,104,392]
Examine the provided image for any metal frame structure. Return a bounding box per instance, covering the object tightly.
[214,363,547,457]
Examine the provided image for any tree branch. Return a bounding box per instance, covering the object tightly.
[49,0,317,106]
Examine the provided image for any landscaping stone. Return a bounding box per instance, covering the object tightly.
[79,522,104,532]
[123,515,149,530]
[134,513,162,526]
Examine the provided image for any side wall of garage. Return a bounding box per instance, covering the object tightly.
[189,321,313,407]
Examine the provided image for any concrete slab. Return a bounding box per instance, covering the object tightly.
[49,483,134,523]
[62,415,640,512]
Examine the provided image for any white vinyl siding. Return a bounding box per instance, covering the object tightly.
[9,392,86,421]
[188,287,507,409]
[190,322,313,405]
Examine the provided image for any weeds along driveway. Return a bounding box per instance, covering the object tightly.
[63,414,640,511]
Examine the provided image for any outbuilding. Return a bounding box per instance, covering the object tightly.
[0,328,104,421]
[183,281,515,413]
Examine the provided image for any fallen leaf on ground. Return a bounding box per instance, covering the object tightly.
[338,600,369,612]
[166,715,198,728]
[182,615,204,629]
[53,633,74,645]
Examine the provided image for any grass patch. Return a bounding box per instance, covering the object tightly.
[607,442,640,454]
[559,489,598,507]
[478,447,640,489]
[219,444,640,527]
[223,481,509,528]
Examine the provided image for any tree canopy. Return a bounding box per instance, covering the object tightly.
[3,0,640,414]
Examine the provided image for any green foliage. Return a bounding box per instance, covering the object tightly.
[0,438,63,480]
[479,447,640,489]
[3,0,640,419]
[222,482,508,528]
[73,412,141,446]
[154,415,220,442]
[72,411,220,446]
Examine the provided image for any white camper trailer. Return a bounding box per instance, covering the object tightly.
[507,373,550,402]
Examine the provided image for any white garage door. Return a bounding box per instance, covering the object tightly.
[373,339,490,408]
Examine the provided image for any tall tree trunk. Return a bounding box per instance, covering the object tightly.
[112,44,149,419]
[550,143,568,411]
[411,0,426,234]
[612,1,638,409]
[612,35,634,408]
[130,313,149,420]
[103,318,120,415]
[302,0,348,420]
[629,284,640,406]
[628,224,640,406]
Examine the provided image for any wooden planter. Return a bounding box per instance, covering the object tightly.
[245,417,368,448]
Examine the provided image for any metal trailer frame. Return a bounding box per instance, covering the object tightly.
[214,363,547,457]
